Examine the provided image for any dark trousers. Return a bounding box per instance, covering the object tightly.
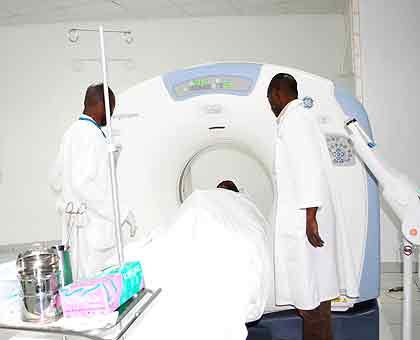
[298,300,333,340]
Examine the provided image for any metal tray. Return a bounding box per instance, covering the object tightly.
[0,288,162,340]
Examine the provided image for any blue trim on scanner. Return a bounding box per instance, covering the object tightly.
[162,63,262,101]
[334,86,381,302]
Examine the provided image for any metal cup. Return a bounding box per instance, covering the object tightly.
[16,247,63,323]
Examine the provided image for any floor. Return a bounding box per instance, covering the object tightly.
[0,253,419,340]
[379,273,420,340]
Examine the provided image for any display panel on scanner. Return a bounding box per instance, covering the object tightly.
[163,63,262,101]
[173,75,253,98]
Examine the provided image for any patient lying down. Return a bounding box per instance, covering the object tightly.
[121,181,270,340]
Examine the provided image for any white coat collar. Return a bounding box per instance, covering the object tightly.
[79,113,96,123]
[79,114,107,139]
[276,99,302,125]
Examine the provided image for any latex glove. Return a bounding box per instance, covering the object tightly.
[114,143,123,167]
[124,211,137,238]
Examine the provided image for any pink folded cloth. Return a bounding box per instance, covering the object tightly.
[60,261,144,318]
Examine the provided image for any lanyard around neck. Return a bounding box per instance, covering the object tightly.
[79,117,106,139]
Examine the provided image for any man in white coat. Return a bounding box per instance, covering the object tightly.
[50,83,137,280]
[267,74,339,340]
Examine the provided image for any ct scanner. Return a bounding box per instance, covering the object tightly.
[114,63,380,339]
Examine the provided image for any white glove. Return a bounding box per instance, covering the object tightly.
[124,211,137,238]
[114,143,123,167]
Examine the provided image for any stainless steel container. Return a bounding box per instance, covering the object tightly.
[16,247,63,323]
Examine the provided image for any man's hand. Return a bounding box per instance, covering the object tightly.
[306,207,324,248]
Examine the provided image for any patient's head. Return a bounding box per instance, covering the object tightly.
[217,180,239,193]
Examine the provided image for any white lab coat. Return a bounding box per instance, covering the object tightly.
[49,114,129,280]
[274,99,339,310]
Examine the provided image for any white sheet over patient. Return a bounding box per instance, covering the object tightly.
[121,189,271,340]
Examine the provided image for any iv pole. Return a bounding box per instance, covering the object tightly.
[68,25,134,266]
[99,25,124,265]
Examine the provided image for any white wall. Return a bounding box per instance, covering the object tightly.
[0,15,349,245]
[359,0,420,263]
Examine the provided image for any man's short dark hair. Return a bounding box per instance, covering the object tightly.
[84,83,115,107]
[267,73,298,98]
[217,180,239,193]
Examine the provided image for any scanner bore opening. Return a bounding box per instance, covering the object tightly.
[178,141,276,219]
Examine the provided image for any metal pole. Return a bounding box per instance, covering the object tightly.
[402,240,413,340]
[98,25,124,265]
[350,0,364,103]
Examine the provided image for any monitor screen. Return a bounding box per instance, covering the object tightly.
[173,75,253,98]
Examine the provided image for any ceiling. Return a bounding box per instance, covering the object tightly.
[0,0,348,26]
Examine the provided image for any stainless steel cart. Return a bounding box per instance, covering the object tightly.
[0,288,161,340]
